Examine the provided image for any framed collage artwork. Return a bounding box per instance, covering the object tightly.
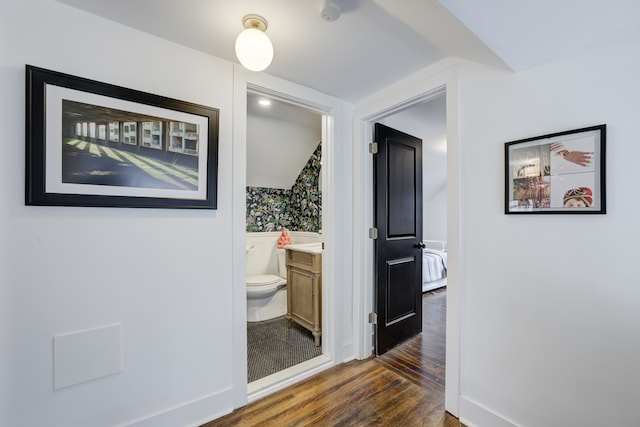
[505,124,606,214]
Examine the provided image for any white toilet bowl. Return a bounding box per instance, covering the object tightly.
[246,248,287,322]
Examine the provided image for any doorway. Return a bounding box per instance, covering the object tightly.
[373,93,447,355]
[353,70,460,414]
[245,91,324,384]
[237,84,335,402]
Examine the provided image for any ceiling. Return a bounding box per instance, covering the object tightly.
[246,93,321,189]
[54,0,639,103]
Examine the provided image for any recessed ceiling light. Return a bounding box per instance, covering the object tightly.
[258,99,271,107]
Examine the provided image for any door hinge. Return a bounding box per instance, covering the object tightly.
[369,227,378,239]
[369,312,378,325]
[369,142,378,154]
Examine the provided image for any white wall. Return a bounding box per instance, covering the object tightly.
[1,1,233,426]
[454,35,640,425]
[353,34,640,427]
[383,95,447,241]
[1,2,355,426]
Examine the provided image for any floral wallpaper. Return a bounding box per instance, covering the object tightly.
[246,143,322,233]
[246,187,292,232]
[290,143,322,232]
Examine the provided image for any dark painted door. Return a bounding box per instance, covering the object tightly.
[374,123,423,355]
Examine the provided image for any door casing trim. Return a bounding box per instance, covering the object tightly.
[232,65,347,409]
[352,60,461,416]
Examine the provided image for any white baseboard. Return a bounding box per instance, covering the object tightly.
[125,388,234,427]
[459,396,518,427]
[341,341,355,362]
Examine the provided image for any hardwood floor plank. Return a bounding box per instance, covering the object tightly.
[202,289,466,427]
[375,339,445,389]
[376,288,447,389]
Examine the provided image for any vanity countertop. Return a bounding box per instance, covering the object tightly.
[285,242,323,254]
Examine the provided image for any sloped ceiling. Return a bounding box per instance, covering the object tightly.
[54,0,637,102]
[246,93,321,189]
[53,0,503,103]
[437,0,640,72]
[54,0,638,103]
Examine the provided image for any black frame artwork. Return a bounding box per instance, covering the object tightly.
[505,124,606,214]
[26,65,219,209]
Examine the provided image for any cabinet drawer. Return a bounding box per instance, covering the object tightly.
[286,250,322,273]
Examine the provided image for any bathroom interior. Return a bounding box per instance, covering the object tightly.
[245,92,324,385]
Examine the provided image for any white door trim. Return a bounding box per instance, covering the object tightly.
[231,66,348,408]
[352,59,462,416]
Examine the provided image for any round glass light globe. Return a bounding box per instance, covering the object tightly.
[235,28,274,72]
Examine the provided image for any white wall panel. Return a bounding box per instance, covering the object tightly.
[0,0,235,425]
[456,34,640,426]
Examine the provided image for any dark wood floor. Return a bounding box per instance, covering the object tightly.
[202,288,464,427]
[376,288,446,389]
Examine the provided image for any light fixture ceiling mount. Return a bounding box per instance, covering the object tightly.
[235,14,273,72]
[242,14,268,32]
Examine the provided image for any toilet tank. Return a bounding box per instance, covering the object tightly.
[276,248,287,279]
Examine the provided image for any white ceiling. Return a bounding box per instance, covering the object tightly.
[49,0,490,103]
[437,0,640,72]
[52,0,639,190]
[53,0,639,103]
[246,93,321,189]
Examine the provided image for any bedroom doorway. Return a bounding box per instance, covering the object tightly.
[371,90,448,373]
[353,67,460,413]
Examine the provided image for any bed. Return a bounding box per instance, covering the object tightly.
[422,240,447,292]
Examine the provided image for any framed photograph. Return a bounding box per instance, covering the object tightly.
[505,124,606,214]
[26,65,219,209]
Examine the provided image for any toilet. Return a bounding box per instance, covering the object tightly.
[246,248,287,322]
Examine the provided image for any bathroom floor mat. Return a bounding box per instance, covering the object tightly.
[247,316,322,383]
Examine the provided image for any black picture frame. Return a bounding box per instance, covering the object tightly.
[505,124,606,214]
[26,65,219,209]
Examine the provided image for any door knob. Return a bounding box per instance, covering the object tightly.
[415,242,426,249]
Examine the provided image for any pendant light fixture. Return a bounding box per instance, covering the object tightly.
[235,14,273,72]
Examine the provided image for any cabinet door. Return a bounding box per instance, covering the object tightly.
[289,269,314,325]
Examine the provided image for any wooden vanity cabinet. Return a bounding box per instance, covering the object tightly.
[285,248,322,346]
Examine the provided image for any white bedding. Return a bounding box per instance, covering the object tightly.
[423,248,447,282]
[422,245,447,292]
